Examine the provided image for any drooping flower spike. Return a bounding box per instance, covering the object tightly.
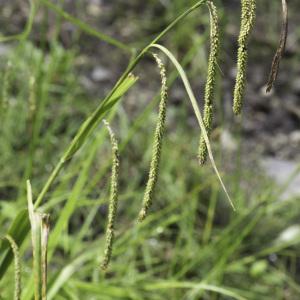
[138,53,168,222]
[198,0,220,165]
[101,120,120,270]
[233,0,256,115]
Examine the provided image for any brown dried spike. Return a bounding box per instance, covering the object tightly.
[266,0,288,93]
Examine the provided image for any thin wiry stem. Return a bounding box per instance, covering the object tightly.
[266,0,288,92]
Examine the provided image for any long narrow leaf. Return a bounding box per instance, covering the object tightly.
[151,44,235,210]
[27,180,50,300]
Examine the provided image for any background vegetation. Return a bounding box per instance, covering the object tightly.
[0,0,299,299]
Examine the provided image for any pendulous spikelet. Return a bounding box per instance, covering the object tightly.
[2,234,21,300]
[138,53,168,222]
[198,0,220,165]
[101,120,120,270]
[233,0,256,115]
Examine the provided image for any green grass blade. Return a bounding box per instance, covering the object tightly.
[41,216,50,300]
[47,248,98,300]
[27,180,50,300]
[63,74,138,162]
[151,43,235,210]
[27,180,42,300]
[34,73,137,209]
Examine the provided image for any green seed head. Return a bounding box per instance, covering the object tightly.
[198,104,213,165]
[2,234,21,300]
[138,53,168,222]
[233,0,256,115]
[101,120,120,270]
[198,0,219,165]
[233,48,248,115]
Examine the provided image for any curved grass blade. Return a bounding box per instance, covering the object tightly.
[151,44,235,210]
[34,73,137,210]
[47,247,98,300]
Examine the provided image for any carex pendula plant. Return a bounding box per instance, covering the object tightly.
[0,1,290,295]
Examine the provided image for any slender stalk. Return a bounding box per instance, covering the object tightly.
[266,0,288,92]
